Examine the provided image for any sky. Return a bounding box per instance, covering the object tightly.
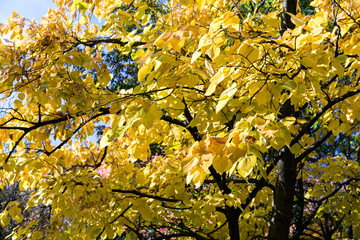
[0,0,56,24]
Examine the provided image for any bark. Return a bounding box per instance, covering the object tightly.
[226,206,241,240]
[292,174,304,240]
[268,0,298,239]
[347,225,353,239]
[280,0,297,35]
[268,147,297,239]
[347,209,353,239]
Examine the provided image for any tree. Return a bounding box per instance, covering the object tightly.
[0,0,360,239]
[0,181,51,239]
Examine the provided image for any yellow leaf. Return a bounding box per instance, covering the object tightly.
[170,38,185,52]
[135,3,147,20]
[224,14,240,32]
[105,225,115,239]
[283,117,296,126]
[14,99,22,109]
[340,122,351,133]
[138,64,150,82]
[8,206,21,219]
[255,89,271,106]
[238,43,259,64]
[100,129,114,148]
[198,34,212,51]
[187,166,205,188]
[216,83,237,113]
[0,211,10,227]
[18,92,25,100]
[328,119,340,135]
[181,155,199,173]
[32,231,43,239]
[142,14,151,25]
[213,155,229,173]
[205,68,230,96]
[139,204,154,221]
[290,143,302,154]
[196,0,206,11]
[291,26,303,36]
[14,214,23,223]
[270,137,285,150]
[209,18,224,35]
[135,49,145,59]
[138,49,154,65]
[191,51,202,64]
[308,16,325,28]
[148,103,162,121]
[287,13,305,26]
[277,80,297,91]
[238,155,257,172]
[19,181,29,191]
[140,103,162,128]
[44,142,53,152]
[227,142,247,163]
[209,136,227,144]
[97,67,112,86]
[262,11,280,29]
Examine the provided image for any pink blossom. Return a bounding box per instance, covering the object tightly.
[97,165,111,178]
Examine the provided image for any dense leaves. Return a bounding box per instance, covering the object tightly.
[0,0,360,239]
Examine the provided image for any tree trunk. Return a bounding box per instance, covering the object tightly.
[347,209,353,239]
[268,147,297,239]
[226,206,241,240]
[347,225,353,239]
[280,0,297,35]
[268,0,298,239]
[292,174,304,240]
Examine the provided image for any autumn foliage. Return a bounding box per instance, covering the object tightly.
[1,0,360,239]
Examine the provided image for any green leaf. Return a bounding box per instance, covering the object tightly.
[76,0,89,10]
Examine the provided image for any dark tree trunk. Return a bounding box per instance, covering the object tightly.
[268,0,298,239]
[348,225,353,239]
[280,0,297,35]
[268,147,297,239]
[226,205,241,240]
[292,174,304,240]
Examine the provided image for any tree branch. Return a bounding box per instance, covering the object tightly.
[291,178,358,239]
[291,87,360,147]
[111,189,181,203]
[4,131,28,164]
[160,115,188,128]
[295,131,332,163]
[74,37,146,48]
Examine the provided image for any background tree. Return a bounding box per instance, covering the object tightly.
[0,0,360,239]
